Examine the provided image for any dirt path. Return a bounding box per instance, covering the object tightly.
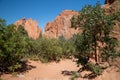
[1,59,120,80]
[1,59,80,80]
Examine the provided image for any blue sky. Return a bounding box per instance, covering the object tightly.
[0,0,105,31]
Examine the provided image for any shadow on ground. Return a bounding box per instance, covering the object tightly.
[61,70,76,76]
[0,60,36,77]
[61,67,98,79]
[19,60,36,72]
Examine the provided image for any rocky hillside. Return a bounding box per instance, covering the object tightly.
[104,0,120,40]
[105,0,115,4]
[44,0,120,39]
[14,0,119,40]
[44,10,81,39]
[103,0,120,13]
[15,18,42,39]
[103,0,120,50]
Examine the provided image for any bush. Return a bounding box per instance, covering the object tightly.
[86,62,103,76]
[0,19,29,72]
[58,36,76,58]
[38,38,62,62]
[27,36,76,63]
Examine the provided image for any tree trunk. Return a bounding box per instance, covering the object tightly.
[94,36,99,63]
[94,41,98,63]
[95,41,102,63]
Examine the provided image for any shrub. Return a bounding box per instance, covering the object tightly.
[0,19,29,72]
[58,36,76,58]
[86,62,103,76]
[38,38,62,62]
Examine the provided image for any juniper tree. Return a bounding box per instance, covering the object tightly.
[71,3,119,64]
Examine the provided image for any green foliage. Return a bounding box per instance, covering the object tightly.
[25,38,40,58]
[86,62,103,76]
[58,36,76,58]
[71,3,119,63]
[73,34,91,55]
[71,3,120,76]
[0,18,6,27]
[38,38,62,62]
[0,19,29,72]
[100,37,118,61]
[26,36,76,63]
[70,72,80,80]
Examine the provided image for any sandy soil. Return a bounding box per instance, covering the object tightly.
[1,59,120,80]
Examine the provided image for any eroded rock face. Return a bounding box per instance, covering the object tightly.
[15,18,42,39]
[103,0,120,13]
[44,10,81,39]
[105,0,115,4]
[104,0,120,41]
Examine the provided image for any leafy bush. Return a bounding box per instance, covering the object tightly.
[0,19,29,72]
[58,36,76,58]
[38,38,62,62]
[26,36,76,63]
[23,34,76,63]
[86,62,103,76]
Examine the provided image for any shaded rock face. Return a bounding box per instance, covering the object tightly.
[105,0,115,4]
[15,18,42,39]
[103,0,120,13]
[44,10,81,39]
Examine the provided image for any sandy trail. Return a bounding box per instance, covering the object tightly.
[1,59,79,80]
[1,59,120,80]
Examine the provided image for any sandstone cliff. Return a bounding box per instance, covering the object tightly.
[104,0,120,36]
[14,0,119,40]
[44,10,81,39]
[104,0,120,50]
[105,0,115,4]
[15,18,42,39]
[103,0,120,13]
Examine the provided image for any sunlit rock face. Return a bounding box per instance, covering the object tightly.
[104,0,120,51]
[104,0,120,37]
[15,18,42,39]
[44,10,81,39]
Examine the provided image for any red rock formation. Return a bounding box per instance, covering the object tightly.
[44,10,81,39]
[105,0,115,4]
[103,0,120,41]
[15,18,42,39]
[103,0,120,13]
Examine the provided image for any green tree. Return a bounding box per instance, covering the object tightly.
[0,19,29,72]
[71,3,119,64]
[58,36,76,58]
